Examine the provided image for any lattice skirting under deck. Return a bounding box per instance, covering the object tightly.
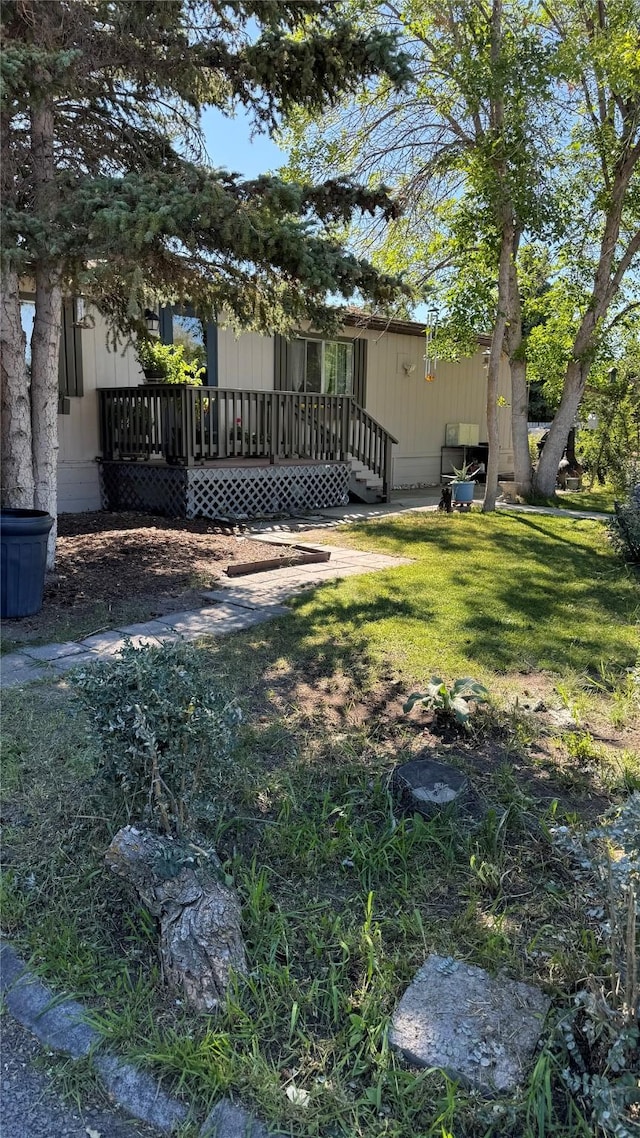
[100,461,350,520]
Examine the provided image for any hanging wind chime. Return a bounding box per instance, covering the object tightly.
[424,306,438,381]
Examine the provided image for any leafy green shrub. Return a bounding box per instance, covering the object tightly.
[72,640,241,836]
[609,482,640,562]
[404,677,489,729]
[136,338,204,385]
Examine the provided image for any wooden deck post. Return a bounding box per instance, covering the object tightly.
[341,397,352,462]
[383,434,393,502]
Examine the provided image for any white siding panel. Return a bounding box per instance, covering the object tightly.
[58,308,143,465]
[339,328,513,485]
[217,328,273,390]
[57,461,101,513]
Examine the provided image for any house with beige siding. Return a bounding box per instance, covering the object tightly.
[43,299,513,519]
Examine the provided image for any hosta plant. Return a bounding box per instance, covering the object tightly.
[404,677,489,729]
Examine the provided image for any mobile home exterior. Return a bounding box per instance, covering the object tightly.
[44,302,513,516]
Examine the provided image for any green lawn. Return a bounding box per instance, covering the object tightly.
[299,511,636,680]
[545,484,616,514]
[1,511,638,1138]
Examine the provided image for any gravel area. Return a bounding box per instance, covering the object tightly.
[0,1015,163,1138]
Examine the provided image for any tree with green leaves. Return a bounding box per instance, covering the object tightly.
[285,0,555,507]
[0,0,409,564]
[285,0,640,502]
[531,0,640,496]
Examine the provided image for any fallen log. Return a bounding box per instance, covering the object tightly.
[105,826,247,1013]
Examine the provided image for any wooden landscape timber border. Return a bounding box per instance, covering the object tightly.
[225,544,331,577]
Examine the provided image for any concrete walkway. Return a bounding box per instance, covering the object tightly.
[246,488,612,533]
[0,542,411,689]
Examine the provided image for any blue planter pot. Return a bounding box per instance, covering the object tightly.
[452,480,475,504]
[1,509,54,618]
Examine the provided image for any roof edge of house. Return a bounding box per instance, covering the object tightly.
[342,309,491,348]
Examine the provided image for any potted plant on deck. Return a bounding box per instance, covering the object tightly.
[450,461,478,505]
[133,340,206,463]
[136,338,205,385]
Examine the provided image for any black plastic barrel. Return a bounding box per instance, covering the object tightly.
[1,509,54,619]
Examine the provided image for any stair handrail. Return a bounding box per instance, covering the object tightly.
[348,398,397,502]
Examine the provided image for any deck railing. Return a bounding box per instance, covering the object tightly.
[98,386,397,500]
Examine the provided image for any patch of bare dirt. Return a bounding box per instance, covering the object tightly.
[2,511,297,642]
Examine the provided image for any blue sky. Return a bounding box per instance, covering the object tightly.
[201,106,286,178]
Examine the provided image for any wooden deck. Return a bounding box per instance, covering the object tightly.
[98,386,397,503]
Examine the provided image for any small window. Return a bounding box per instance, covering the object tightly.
[172,313,207,372]
[20,298,83,407]
[21,300,35,378]
[160,306,217,384]
[290,338,354,394]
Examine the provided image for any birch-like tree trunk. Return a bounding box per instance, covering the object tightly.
[482,265,508,512]
[1,269,35,508]
[30,96,61,567]
[533,141,640,497]
[534,359,585,495]
[30,269,61,565]
[505,252,532,496]
[482,0,509,514]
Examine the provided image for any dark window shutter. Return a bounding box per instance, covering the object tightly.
[274,334,294,390]
[58,299,83,398]
[159,306,174,344]
[353,338,367,406]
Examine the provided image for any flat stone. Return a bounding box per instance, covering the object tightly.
[20,641,87,662]
[392,758,469,816]
[390,954,550,1093]
[200,1098,274,1138]
[49,650,101,673]
[0,942,100,1059]
[0,653,48,689]
[200,590,289,615]
[115,620,181,640]
[547,708,578,730]
[164,605,275,636]
[95,1054,188,1133]
[78,630,128,655]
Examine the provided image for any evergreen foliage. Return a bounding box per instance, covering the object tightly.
[0,0,410,335]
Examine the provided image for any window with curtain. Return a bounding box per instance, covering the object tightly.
[290,338,353,394]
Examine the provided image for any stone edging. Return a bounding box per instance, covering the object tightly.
[0,940,279,1136]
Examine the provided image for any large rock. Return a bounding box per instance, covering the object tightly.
[200,1098,276,1138]
[105,826,247,1013]
[390,955,550,1093]
[391,757,469,817]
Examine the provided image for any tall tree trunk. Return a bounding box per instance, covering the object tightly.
[31,95,61,568]
[505,250,532,496]
[1,269,35,508]
[483,0,509,514]
[31,269,61,566]
[510,356,531,494]
[483,337,503,512]
[483,219,512,512]
[534,360,584,496]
